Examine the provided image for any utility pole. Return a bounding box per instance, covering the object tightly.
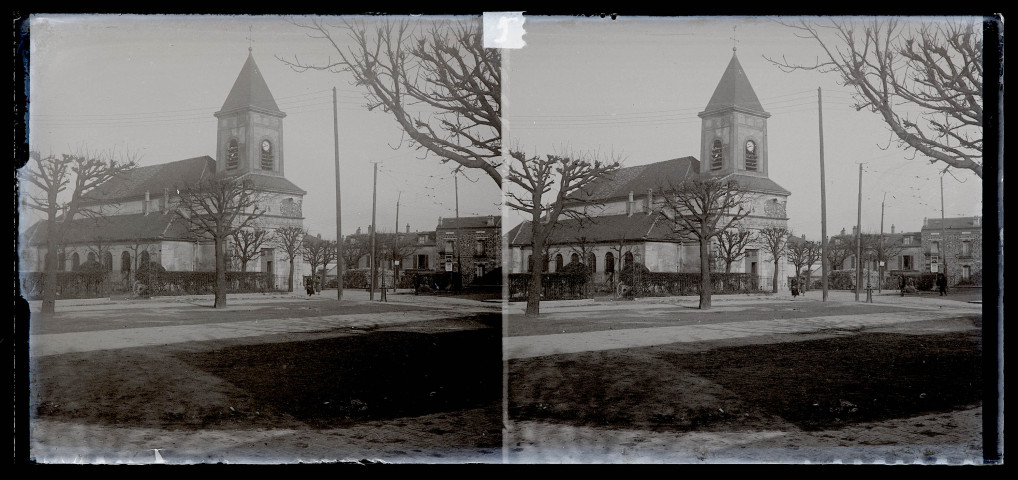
[855,163,863,301]
[370,161,378,301]
[940,173,947,287]
[333,87,343,301]
[879,192,885,293]
[818,87,830,301]
[454,171,462,293]
[394,191,401,292]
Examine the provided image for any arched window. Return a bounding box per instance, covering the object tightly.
[71,252,80,270]
[745,139,758,171]
[260,139,274,170]
[87,252,97,263]
[103,252,113,272]
[570,253,579,265]
[587,252,597,273]
[140,250,150,270]
[624,251,634,269]
[226,139,240,170]
[710,139,724,170]
[555,254,564,272]
[605,252,615,274]
[121,251,131,272]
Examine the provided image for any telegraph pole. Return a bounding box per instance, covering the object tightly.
[333,87,344,301]
[370,161,378,301]
[394,191,401,291]
[818,87,830,301]
[855,163,863,301]
[879,192,885,293]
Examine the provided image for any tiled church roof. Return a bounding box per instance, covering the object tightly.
[24,212,195,246]
[701,52,767,115]
[81,156,216,203]
[236,172,307,195]
[567,157,700,203]
[217,52,283,114]
[507,213,681,247]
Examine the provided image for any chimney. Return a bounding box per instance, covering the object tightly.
[487,215,494,226]
[840,227,846,236]
[646,188,653,215]
[801,234,806,239]
[406,223,410,234]
[143,191,150,215]
[852,226,858,236]
[627,191,634,217]
[356,227,361,235]
[891,224,895,234]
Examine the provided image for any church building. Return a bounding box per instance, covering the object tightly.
[507,51,792,286]
[23,48,307,284]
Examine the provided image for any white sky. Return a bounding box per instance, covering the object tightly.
[503,15,986,239]
[23,14,988,244]
[25,14,502,239]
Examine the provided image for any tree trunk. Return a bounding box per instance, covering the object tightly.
[699,236,712,310]
[525,235,545,317]
[772,259,780,293]
[287,258,295,292]
[41,237,58,314]
[214,237,227,308]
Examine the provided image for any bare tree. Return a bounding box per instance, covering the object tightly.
[282,17,502,186]
[715,228,755,274]
[758,227,791,293]
[20,149,136,313]
[342,234,370,270]
[320,239,338,291]
[505,150,621,316]
[229,227,274,273]
[827,235,855,271]
[302,235,330,292]
[382,232,417,288]
[768,18,983,178]
[803,240,823,291]
[787,236,813,288]
[870,233,904,287]
[659,175,751,309]
[175,174,265,308]
[275,225,306,292]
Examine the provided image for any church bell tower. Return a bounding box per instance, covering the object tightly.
[698,50,771,178]
[214,48,287,177]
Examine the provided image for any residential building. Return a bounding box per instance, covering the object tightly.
[436,215,502,285]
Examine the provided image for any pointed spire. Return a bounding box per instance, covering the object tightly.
[217,52,283,115]
[701,51,767,115]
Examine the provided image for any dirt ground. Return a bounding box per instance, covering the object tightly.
[507,321,984,462]
[29,316,502,463]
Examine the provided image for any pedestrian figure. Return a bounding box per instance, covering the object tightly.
[899,274,907,297]
[305,279,314,297]
[790,277,799,298]
[937,273,948,296]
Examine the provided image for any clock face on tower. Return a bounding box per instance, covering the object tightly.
[262,140,272,152]
[746,140,756,153]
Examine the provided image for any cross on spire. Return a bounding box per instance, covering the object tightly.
[247,25,253,52]
[730,24,739,52]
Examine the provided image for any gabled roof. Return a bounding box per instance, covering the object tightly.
[727,173,791,196]
[701,52,767,115]
[567,157,700,203]
[236,172,307,195]
[921,216,982,231]
[25,212,194,246]
[82,156,216,203]
[507,213,680,247]
[217,52,283,115]
[437,215,501,230]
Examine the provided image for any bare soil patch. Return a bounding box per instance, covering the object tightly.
[31,315,502,451]
[509,328,981,434]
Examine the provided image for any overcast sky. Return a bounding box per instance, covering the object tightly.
[26,14,502,239]
[503,15,986,239]
[24,14,987,244]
